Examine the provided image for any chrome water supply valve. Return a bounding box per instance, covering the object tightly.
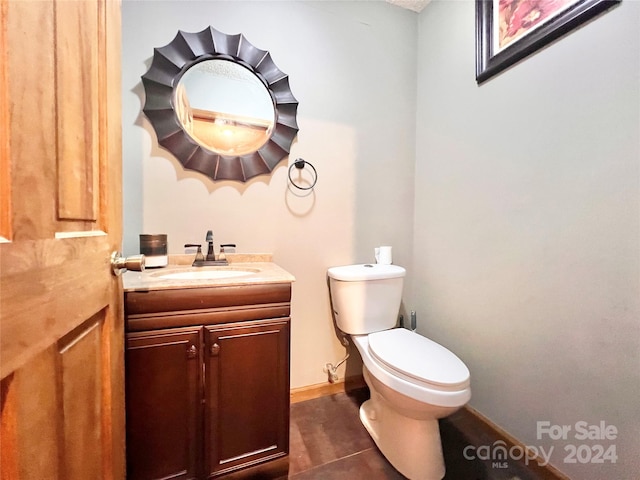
[323,336,350,383]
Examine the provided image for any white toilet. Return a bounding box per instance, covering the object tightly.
[327,263,471,480]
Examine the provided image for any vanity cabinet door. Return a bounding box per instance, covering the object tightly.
[126,327,203,480]
[204,318,290,477]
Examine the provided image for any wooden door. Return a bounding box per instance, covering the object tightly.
[125,327,202,480]
[0,0,124,479]
[204,319,290,477]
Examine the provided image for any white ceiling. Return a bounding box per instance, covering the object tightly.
[385,0,431,13]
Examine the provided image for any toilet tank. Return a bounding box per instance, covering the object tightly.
[327,264,405,335]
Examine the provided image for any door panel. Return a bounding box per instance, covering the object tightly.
[0,0,10,240]
[55,0,101,222]
[58,315,104,480]
[11,347,61,479]
[0,0,124,478]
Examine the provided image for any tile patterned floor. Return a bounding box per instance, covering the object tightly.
[288,388,555,480]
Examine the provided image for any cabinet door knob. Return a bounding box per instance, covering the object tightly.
[210,343,220,356]
[187,344,197,359]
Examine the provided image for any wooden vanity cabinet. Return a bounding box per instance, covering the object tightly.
[124,283,291,480]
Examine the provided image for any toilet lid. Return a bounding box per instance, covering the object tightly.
[368,329,470,388]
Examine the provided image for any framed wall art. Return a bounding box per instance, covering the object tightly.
[476,0,621,83]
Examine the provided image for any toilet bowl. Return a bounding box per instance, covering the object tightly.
[327,264,471,480]
[352,330,470,479]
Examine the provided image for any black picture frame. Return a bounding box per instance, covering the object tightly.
[476,0,621,83]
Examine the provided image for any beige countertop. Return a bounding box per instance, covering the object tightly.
[123,254,295,292]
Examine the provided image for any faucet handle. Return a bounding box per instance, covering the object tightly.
[206,230,213,242]
[184,243,204,262]
[218,244,235,262]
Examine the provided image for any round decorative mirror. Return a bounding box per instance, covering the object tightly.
[142,27,299,182]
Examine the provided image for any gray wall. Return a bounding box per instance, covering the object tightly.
[121,0,417,388]
[414,1,640,478]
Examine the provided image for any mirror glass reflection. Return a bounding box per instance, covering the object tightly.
[174,59,275,156]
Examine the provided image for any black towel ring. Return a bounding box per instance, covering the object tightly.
[288,158,317,190]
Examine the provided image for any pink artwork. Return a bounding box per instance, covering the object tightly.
[498,0,578,49]
[477,0,620,83]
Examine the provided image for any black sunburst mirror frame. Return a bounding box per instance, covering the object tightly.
[141,27,299,182]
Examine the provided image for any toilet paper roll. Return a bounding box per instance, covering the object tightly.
[375,246,392,265]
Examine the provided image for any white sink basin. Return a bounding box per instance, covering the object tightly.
[151,267,258,281]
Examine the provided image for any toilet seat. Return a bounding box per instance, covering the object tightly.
[367,329,470,391]
[351,333,470,407]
